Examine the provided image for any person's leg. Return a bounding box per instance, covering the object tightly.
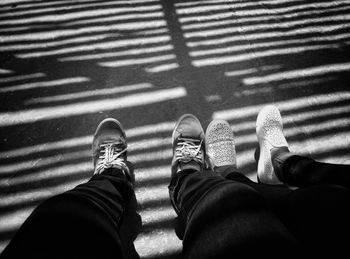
[256,104,350,188]
[274,153,350,188]
[256,105,350,256]
[169,116,298,259]
[223,169,350,257]
[1,118,138,259]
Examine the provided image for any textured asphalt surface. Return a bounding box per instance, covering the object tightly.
[1,0,350,258]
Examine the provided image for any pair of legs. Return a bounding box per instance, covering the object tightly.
[169,107,350,258]
[1,107,349,258]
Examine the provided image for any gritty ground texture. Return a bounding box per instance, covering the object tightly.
[0,0,350,258]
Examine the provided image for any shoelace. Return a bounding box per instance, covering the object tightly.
[175,138,203,164]
[95,142,128,174]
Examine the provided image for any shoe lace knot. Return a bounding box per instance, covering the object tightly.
[175,138,203,164]
[96,142,128,174]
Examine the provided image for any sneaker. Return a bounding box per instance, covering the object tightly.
[256,105,289,184]
[171,114,205,176]
[92,118,130,180]
[205,119,236,171]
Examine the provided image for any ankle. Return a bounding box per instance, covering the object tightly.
[271,147,290,161]
[271,147,293,182]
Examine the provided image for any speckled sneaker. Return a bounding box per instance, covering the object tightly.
[171,114,205,177]
[205,119,236,171]
[256,105,289,184]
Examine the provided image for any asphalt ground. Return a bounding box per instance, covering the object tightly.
[0,0,350,258]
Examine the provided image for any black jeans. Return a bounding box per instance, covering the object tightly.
[0,169,140,259]
[169,156,350,258]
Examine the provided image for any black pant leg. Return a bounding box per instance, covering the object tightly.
[1,169,134,259]
[276,155,350,187]
[225,169,350,256]
[284,184,350,257]
[169,170,298,259]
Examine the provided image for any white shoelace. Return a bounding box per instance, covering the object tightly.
[95,142,127,174]
[175,138,203,164]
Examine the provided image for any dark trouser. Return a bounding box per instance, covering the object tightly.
[1,169,139,259]
[169,156,350,259]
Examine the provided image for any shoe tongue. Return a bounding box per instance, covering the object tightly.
[180,161,201,172]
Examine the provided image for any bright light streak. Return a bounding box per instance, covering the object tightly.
[0,87,187,127]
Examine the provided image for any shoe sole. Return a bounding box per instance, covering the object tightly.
[205,119,236,169]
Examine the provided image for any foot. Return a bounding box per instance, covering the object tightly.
[171,114,205,177]
[92,118,131,181]
[256,105,290,184]
[205,119,236,172]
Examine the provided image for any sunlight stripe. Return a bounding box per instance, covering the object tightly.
[0,138,170,175]
[0,161,91,186]
[145,63,179,73]
[0,34,115,52]
[130,149,172,164]
[99,54,176,67]
[0,122,174,159]
[176,0,305,8]
[0,151,90,174]
[179,2,350,23]
[213,92,350,121]
[26,83,153,104]
[16,35,171,58]
[0,178,85,207]
[188,25,350,47]
[135,166,171,183]
[243,62,350,85]
[1,0,160,18]
[64,11,164,26]
[182,5,350,30]
[0,5,162,25]
[193,43,347,67]
[139,206,176,225]
[225,66,281,77]
[0,87,186,127]
[134,230,182,258]
[190,33,350,56]
[0,0,158,8]
[233,1,350,17]
[0,68,13,74]
[135,183,169,206]
[185,14,350,38]
[59,45,173,62]
[0,77,89,93]
[176,0,332,15]
[0,73,45,84]
[1,21,166,42]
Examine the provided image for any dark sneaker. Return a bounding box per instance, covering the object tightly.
[205,119,236,171]
[92,118,130,180]
[171,114,205,176]
[256,105,289,184]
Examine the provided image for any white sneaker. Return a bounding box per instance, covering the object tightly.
[256,105,288,184]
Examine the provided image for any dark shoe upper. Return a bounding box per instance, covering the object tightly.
[92,118,131,180]
[171,114,205,177]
